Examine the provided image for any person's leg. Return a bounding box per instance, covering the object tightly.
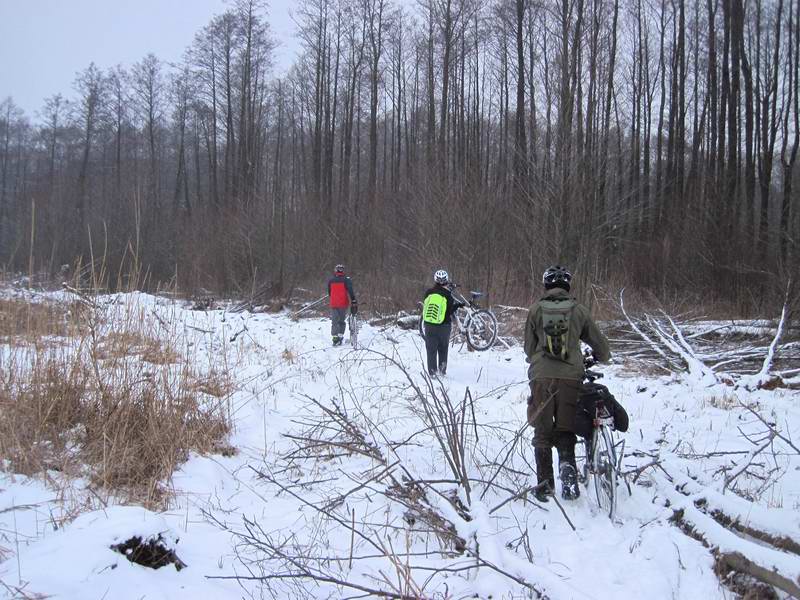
[331,308,346,344]
[438,323,451,373]
[530,379,557,501]
[553,379,581,499]
[424,324,439,375]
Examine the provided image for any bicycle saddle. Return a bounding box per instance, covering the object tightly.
[470,291,484,299]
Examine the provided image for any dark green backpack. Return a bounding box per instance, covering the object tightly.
[539,297,576,362]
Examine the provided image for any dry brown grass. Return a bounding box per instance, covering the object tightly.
[0,297,85,345]
[704,392,739,410]
[186,371,236,398]
[0,349,87,474]
[82,372,230,502]
[0,293,233,509]
[96,331,180,364]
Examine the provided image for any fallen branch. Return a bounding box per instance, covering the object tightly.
[737,401,800,455]
[619,289,674,367]
[671,474,800,556]
[723,432,776,493]
[670,508,800,598]
[738,286,790,390]
[657,470,800,598]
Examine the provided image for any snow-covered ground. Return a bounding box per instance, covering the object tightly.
[1,292,798,599]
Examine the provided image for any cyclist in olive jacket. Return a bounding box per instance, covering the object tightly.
[422,270,464,376]
[524,266,610,502]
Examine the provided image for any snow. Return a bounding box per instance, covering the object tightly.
[1,291,799,599]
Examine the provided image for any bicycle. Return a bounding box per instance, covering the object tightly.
[418,284,498,351]
[580,357,622,520]
[348,312,359,349]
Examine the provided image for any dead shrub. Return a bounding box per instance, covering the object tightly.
[705,392,738,410]
[140,342,181,365]
[0,349,87,474]
[0,297,84,345]
[96,331,180,365]
[0,294,233,508]
[82,373,229,503]
[186,372,235,398]
[96,331,146,360]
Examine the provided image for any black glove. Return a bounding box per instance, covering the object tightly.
[350,302,358,315]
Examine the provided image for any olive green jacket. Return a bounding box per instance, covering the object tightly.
[523,288,611,381]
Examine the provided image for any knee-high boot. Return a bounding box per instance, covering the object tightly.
[534,447,555,502]
[556,434,580,500]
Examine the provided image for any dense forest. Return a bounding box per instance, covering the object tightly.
[1,0,798,311]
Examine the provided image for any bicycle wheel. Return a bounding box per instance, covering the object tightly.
[349,314,359,349]
[591,426,618,519]
[465,309,498,351]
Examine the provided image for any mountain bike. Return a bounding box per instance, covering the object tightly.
[418,284,498,351]
[581,357,621,520]
[348,312,359,349]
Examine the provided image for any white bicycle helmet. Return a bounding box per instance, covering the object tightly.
[434,269,449,284]
[334,264,345,274]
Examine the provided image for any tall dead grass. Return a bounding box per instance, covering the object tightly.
[0,297,85,343]
[0,293,233,508]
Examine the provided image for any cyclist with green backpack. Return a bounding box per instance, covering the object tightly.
[524,266,610,503]
[422,270,464,376]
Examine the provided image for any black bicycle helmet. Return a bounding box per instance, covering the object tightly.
[542,265,572,288]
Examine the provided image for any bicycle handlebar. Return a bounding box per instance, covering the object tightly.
[585,368,603,381]
[583,353,603,381]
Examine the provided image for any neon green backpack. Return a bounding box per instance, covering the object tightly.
[539,297,576,361]
[423,293,448,324]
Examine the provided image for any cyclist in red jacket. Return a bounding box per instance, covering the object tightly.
[327,264,358,346]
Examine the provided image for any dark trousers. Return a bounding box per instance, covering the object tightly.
[424,322,451,373]
[331,308,347,339]
[527,377,580,449]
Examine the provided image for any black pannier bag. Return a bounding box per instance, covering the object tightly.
[574,382,629,439]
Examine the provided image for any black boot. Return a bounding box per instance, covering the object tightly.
[533,447,555,502]
[556,436,580,500]
[559,463,579,500]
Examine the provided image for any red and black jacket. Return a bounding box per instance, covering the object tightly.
[328,275,356,309]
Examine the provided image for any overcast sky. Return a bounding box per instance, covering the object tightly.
[0,0,300,118]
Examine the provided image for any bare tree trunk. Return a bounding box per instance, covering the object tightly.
[513,0,528,196]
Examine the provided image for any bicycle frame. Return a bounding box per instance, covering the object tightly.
[583,358,620,520]
[348,313,359,349]
[448,287,483,342]
[418,283,498,351]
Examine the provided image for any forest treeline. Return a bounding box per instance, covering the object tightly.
[1,0,798,312]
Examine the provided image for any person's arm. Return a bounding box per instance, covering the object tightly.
[346,277,356,302]
[523,307,538,361]
[346,278,358,313]
[580,311,611,362]
[326,278,332,297]
[448,286,466,309]
[444,289,463,319]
